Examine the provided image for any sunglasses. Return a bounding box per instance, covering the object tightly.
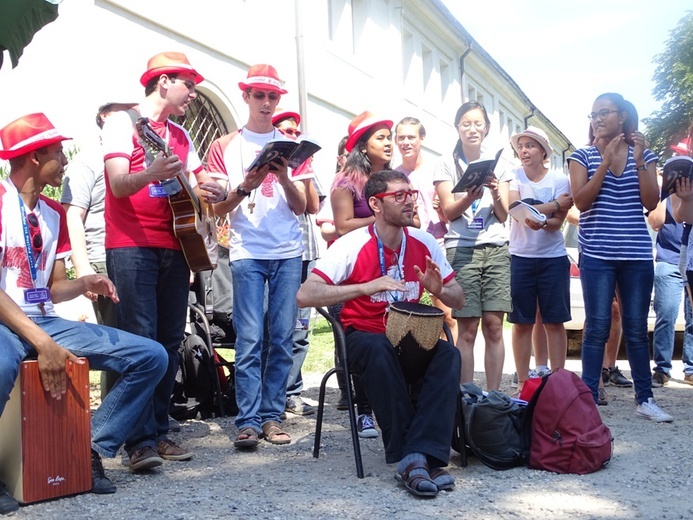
[251,91,280,101]
[373,189,419,204]
[280,128,301,137]
[26,213,43,252]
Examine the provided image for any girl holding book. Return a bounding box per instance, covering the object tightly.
[568,92,673,422]
[434,101,513,390]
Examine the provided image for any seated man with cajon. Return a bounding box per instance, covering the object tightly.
[0,113,168,513]
[297,170,465,498]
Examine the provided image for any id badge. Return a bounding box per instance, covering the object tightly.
[148,184,168,198]
[24,287,50,304]
[469,217,484,230]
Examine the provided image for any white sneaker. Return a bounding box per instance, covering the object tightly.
[635,398,673,423]
[357,414,379,438]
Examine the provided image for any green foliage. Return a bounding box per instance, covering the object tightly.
[644,10,693,157]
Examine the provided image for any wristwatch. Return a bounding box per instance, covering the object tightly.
[636,164,647,171]
[236,185,251,198]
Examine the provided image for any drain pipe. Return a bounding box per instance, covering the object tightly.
[524,106,536,127]
[458,45,472,102]
[295,0,308,132]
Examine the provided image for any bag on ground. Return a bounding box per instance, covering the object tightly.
[521,367,613,474]
[452,383,525,470]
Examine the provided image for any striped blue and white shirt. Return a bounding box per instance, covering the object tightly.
[568,146,658,261]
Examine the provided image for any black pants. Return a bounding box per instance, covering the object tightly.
[345,329,460,465]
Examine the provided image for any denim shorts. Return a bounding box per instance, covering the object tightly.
[446,244,511,318]
[508,255,571,324]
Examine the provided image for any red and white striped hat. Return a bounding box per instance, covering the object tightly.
[671,137,691,156]
[238,64,287,94]
[0,113,71,160]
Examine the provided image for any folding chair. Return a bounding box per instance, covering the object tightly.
[312,307,454,479]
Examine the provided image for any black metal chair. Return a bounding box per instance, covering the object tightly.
[312,307,454,478]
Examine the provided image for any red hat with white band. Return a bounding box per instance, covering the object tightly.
[0,113,71,160]
[238,64,287,94]
[671,137,691,156]
[272,108,301,126]
[140,52,204,87]
[345,111,393,153]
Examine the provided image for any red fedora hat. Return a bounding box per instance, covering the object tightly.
[345,111,393,152]
[238,64,287,94]
[140,52,204,87]
[272,108,301,126]
[0,113,71,160]
[671,137,691,156]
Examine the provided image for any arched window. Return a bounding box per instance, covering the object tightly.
[169,91,229,163]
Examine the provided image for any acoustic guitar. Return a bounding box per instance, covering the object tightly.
[135,117,218,272]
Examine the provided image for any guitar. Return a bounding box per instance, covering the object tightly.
[135,117,218,273]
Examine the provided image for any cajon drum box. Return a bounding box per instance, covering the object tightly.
[0,359,92,504]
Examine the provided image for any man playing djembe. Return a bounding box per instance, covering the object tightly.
[297,170,465,498]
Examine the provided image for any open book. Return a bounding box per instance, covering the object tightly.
[509,199,546,226]
[451,148,504,193]
[247,136,321,172]
[660,155,693,200]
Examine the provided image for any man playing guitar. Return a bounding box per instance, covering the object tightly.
[101,52,226,470]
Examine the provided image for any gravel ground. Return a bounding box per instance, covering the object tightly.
[7,333,693,519]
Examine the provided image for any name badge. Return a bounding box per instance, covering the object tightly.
[148,184,168,198]
[24,287,50,304]
[469,217,484,230]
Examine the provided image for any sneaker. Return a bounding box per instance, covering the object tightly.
[156,438,194,461]
[635,397,673,422]
[336,391,351,411]
[285,395,316,416]
[129,446,164,471]
[0,480,19,515]
[535,367,551,378]
[91,450,116,494]
[168,415,181,433]
[601,368,610,385]
[357,414,379,438]
[597,388,608,406]
[606,366,633,387]
[684,374,693,386]
[511,369,538,389]
[651,371,670,388]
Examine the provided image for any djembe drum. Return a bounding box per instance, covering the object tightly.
[386,301,445,383]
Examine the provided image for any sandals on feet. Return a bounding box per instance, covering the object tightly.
[429,467,455,491]
[394,461,438,498]
[234,427,259,449]
[262,421,291,445]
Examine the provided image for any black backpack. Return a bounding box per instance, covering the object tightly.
[452,383,526,470]
[170,333,238,420]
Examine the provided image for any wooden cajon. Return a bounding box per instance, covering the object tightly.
[0,359,92,504]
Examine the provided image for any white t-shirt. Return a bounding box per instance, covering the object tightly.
[508,167,570,258]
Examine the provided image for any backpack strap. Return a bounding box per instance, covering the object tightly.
[519,372,551,463]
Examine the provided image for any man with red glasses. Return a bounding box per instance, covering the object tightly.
[0,113,168,510]
[208,64,306,448]
[297,170,465,498]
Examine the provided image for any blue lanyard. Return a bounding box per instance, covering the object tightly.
[18,195,40,286]
[373,225,406,302]
[470,187,485,214]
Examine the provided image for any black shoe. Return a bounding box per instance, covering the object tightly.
[607,366,633,388]
[336,392,351,411]
[0,480,19,515]
[601,368,610,386]
[91,450,116,494]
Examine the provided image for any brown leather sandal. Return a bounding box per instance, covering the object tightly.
[234,427,259,449]
[262,421,291,445]
[394,461,438,498]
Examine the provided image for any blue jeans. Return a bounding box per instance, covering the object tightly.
[107,247,190,440]
[652,261,693,376]
[286,259,315,397]
[0,317,167,458]
[231,256,302,431]
[580,255,654,404]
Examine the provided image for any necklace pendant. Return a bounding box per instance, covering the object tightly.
[248,202,255,214]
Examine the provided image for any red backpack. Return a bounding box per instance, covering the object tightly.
[521,368,613,474]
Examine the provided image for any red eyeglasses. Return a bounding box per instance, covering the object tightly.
[373,189,419,204]
[26,212,43,254]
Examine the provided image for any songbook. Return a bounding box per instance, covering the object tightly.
[451,148,504,193]
[660,155,693,200]
[247,136,321,172]
[509,199,546,226]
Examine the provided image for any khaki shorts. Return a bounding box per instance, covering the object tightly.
[446,244,511,318]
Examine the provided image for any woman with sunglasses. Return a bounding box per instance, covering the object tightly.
[434,101,513,391]
[568,92,672,422]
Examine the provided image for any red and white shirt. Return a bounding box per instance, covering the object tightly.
[100,110,204,250]
[312,224,455,333]
[0,179,71,316]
